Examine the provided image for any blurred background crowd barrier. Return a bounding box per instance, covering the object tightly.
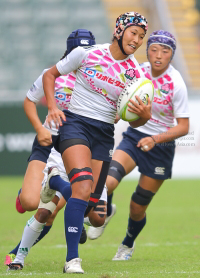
[0,0,199,177]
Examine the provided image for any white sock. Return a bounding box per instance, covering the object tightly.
[84,216,92,226]
[13,216,45,266]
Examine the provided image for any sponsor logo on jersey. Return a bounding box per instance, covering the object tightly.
[80,39,89,45]
[160,83,171,94]
[85,68,96,77]
[55,92,65,100]
[124,69,135,80]
[154,167,165,175]
[96,73,125,89]
[160,89,169,95]
[68,226,78,233]
[153,97,169,105]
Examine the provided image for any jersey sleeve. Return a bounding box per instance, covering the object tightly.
[56,47,86,75]
[26,69,48,103]
[172,73,190,118]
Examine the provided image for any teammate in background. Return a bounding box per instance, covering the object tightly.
[88,30,190,261]
[5,29,96,267]
[40,12,151,273]
[16,29,96,213]
[7,152,108,271]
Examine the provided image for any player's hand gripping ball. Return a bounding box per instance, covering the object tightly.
[117,78,154,122]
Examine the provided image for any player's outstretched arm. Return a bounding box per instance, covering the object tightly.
[43,66,66,128]
[137,118,189,152]
[24,97,52,146]
[151,117,189,145]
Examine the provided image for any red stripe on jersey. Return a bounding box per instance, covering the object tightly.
[89,197,99,203]
[70,171,93,183]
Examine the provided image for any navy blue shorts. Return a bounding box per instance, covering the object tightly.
[28,135,59,163]
[59,110,114,162]
[117,127,175,180]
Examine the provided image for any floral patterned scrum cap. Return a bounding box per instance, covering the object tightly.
[147,30,176,60]
[114,12,148,39]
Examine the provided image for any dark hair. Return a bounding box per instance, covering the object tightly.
[60,50,68,60]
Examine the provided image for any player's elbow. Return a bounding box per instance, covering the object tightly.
[43,65,60,82]
[183,124,189,136]
[180,118,189,136]
[43,70,52,83]
[23,96,35,116]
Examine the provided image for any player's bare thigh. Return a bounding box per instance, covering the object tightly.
[20,160,46,211]
[91,159,104,191]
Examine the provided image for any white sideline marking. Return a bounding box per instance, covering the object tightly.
[142,241,198,247]
[1,271,200,276]
[1,273,59,276]
[52,241,198,249]
[161,271,200,274]
[2,241,198,251]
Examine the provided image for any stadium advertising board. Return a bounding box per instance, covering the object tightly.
[0,105,47,175]
[0,100,199,177]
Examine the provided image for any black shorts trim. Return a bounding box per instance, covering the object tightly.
[59,138,90,155]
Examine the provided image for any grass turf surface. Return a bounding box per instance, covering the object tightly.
[0,177,200,277]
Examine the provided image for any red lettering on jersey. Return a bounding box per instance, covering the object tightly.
[153,97,169,105]
[115,81,121,87]
[102,76,108,81]
[108,78,114,84]
[119,83,125,89]
[96,73,102,79]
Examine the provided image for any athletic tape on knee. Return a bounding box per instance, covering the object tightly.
[68,167,93,185]
[84,161,110,216]
[84,193,100,216]
[88,193,101,207]
[94,200,106,218]
[95,161,110,195]
[38,199,57,213]
[108,160,126,182]
[132,185,155,206]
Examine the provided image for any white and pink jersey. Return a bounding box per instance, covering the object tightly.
[136,62,190,135]
[26,69,76,135]
[56,44,144,124]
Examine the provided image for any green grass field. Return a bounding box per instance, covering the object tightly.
[0,177,200,278]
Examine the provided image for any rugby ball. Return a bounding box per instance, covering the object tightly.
[117,78,154,122]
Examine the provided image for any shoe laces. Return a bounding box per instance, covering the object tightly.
[115,245,131,258]
[69,258,82,266]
